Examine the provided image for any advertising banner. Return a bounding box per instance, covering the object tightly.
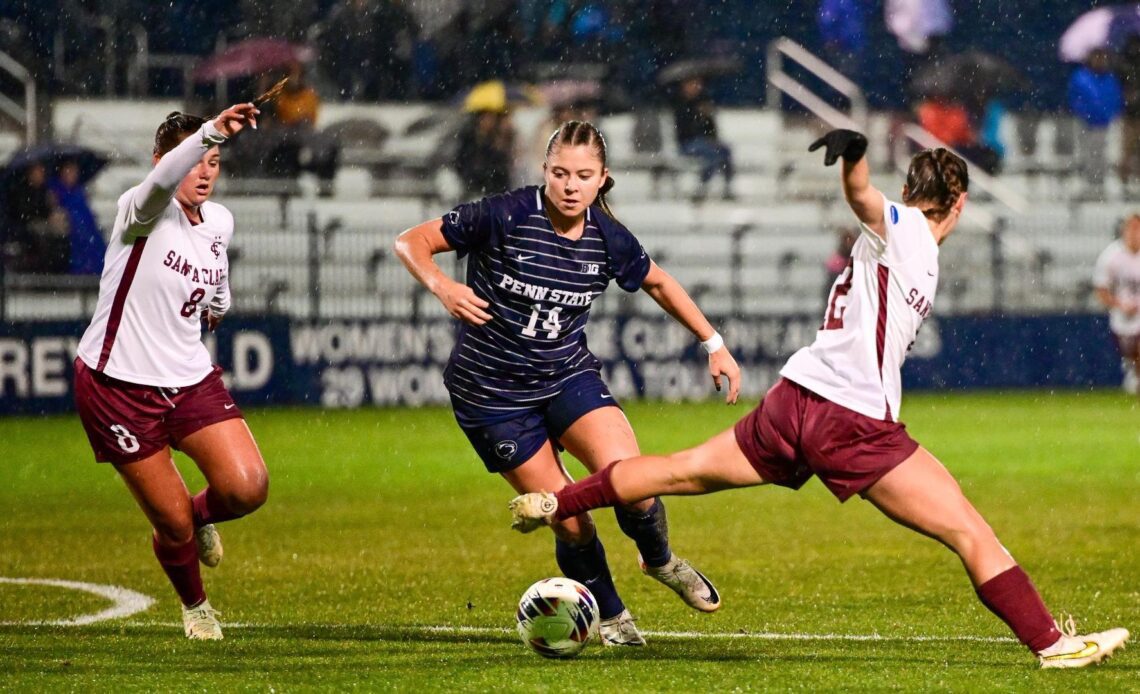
[0,314,1122,415]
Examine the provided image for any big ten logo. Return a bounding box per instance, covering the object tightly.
[204,331,274,390]
[320,365,449,408]
[0,336,79,399]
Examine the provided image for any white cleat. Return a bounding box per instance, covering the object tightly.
[181,599,223,640]
[508,492,558,533]
[640,554,721,613]
[1038,622,1129,669]
[195,524,223,568]
[598,608,646,647]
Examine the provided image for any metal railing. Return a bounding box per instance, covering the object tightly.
[0,50,36,145]
[766,37,868,134]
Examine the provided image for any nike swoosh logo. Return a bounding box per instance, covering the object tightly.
[224,403,236,410]
[518,254,535,261]
[600,394,613,400]
[1041,642,1099,661]
[926,271,935,277]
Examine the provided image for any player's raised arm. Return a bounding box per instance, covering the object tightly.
[393,219,492,325]
[809,129,885,238]
[640,261,741,404]
[125,103,259,240]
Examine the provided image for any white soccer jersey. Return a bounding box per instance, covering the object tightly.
[77,123,232,387]
[1092,240,1140,335]
[781,195,938,421]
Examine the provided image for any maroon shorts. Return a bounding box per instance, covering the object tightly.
[73,358,244,465]
[1114,332,1140,361]
[733,378,919,502]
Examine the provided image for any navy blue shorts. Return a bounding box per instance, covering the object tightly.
[451,370,620,473]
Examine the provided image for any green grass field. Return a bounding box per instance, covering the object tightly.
[1,390,1138,692]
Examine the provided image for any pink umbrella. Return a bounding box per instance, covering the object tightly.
[192,38,314,83]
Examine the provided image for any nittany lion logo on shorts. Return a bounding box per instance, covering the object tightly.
[495,440,518,461]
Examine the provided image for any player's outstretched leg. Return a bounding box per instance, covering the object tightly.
[614,500,720,612]
[863,446,1129,668]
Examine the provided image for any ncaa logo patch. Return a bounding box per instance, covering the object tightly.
[495,440,518,461]
[890,206,899,224]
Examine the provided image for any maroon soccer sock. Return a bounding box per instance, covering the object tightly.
[975,565,1062,653]
[555,463,622,521]
[152,535,206,607]
[191,487,243,527]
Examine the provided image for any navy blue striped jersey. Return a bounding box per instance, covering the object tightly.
[440,186,651,424]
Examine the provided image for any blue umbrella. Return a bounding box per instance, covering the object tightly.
[2,143,108,189]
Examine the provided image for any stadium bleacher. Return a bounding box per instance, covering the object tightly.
[0,97,1124,321]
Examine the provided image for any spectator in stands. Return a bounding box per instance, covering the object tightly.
[455,109,516,200]
[817,0,867,81]
[3,163,69,274]
[915,93,1000,174]
[1116,37,1140,188]
[672,77,735,202]
[1068,49,1123,199]
[48,159,106,275]
[273,63,340,197]
[321,0,418,100]
[821,225,857,305]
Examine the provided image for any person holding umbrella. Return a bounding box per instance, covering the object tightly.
[49,159,106,274]
[73,103,267,640]
[664,64,737,202]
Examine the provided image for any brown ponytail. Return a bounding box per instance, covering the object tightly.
[153,111,207,156]
[903,148,968,222]
[546,120,621,224]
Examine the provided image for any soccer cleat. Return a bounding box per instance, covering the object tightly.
[1038,618,1129,669]
[598,609,646,647]
[195,523,223,568]
[640,554,721,613]
[181,599,223,640]
[508,492,558,533]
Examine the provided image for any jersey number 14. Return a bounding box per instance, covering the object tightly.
[522,303,563,338]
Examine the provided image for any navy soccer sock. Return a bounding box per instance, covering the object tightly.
[555,536,625,619]
[614,498,672,569]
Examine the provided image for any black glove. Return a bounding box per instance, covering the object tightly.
[808,129,868,166]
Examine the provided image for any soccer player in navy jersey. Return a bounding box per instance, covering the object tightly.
[510,130,1130,668]
[395,121,741,645]
[73,105,267,640]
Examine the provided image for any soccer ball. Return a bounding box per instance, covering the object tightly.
[515,577,599,658]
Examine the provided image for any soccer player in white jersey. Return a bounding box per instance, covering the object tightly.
[1093,214,1140,396]
[396,121,740,646]
[73,104,267,640]
[510,130,1130,668]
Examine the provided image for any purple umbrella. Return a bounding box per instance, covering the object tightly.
[1059,4,1140,63]
[192,38,314,82]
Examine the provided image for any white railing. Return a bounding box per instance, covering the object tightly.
[766,37,868,134]
[0,50,36,145]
